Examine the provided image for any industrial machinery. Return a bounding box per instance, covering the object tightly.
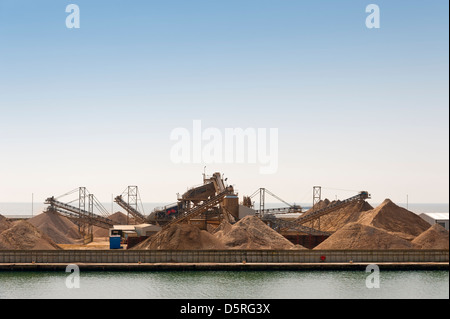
[243,188,371,240]
[114,186,146,224]
[248,188,303,215]
[44,187,117,242]
[147,172,238,227]
[263,214,331,236]
[295,190,371,226]
[43,174,371,249]
[162,187,235,230]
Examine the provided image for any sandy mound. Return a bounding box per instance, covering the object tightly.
[0,214,12,233]
[357,199,431,240]
[0,240,9,249]
[315,222,418,250]
[93,212,128,237]
[133,223,226,250]
[304,199,331,214]
[301,200,373,232]
[0,215,8,249]
[218,216,302,250]
[0,220,61,250]
[412,224,449,249]
[133,216,303,250]
[28,211,82,244]
[212,219,234,239]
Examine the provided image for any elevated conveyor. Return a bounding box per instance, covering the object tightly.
[295,191,371,225]
[114,195,146,224]
[45,197,116,229]
[262,215,331,236]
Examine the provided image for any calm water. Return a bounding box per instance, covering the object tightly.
[0,270,448,299]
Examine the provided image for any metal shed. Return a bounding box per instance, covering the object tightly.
[420,213,449,231]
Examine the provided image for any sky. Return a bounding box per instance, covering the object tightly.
[0,0,448,206]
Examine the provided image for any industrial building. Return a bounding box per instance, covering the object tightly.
[420,213,449,231]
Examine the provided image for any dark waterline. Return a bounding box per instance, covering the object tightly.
[0,270,448,299]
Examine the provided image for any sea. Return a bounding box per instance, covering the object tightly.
[0,270,448,299]
[0,202,448,300]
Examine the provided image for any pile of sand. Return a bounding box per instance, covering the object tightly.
[315,222,417,250]
[300,200,373,232]
[0,215,11,249]
[358,199,431,241]
[311,199,436,249]
[0,214,12,233]
[215,216,303,250]
[28,211,82,244]
[133,215,304,250]
[212,219,234,239]
[93,212,129,237]
[0,220,61,250]
[0,238,9,250]
[412,224,449,249]
[133,223,226,250]
[1,215,15,249]
[305,199,331,214]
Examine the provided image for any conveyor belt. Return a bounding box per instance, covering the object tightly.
[45,197,116,229]
[114,195,146,223]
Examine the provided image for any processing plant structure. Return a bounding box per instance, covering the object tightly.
[44,172,371,248]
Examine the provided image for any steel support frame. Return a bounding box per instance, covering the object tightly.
[127,186,138,225]
[312,186,322,231]
[259,188,265,216]
[79,187,87,233]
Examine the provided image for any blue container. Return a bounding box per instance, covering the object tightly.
[109,236,121,249]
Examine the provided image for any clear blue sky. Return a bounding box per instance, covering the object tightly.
[0,1,448,205]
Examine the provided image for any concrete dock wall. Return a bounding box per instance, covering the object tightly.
[0,249,448,264]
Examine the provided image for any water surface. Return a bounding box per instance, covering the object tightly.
[0,270,448,299]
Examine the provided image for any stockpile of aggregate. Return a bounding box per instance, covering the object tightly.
[28,211,82,244]
[357,199,431,241]
[304,199,332,214]
[300,200,373,232]
[1,215,15,249]
[215,216,303,250]
[0,214,11,249]
[212,219,234,240]
[314,222,418,250]
[128,198,445,251]
[134,215,305,250]
[412,224,449,249]
[0,214,12,233]
[313,199,437,250]
[0,220,61,250]
[132,223,227,250]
